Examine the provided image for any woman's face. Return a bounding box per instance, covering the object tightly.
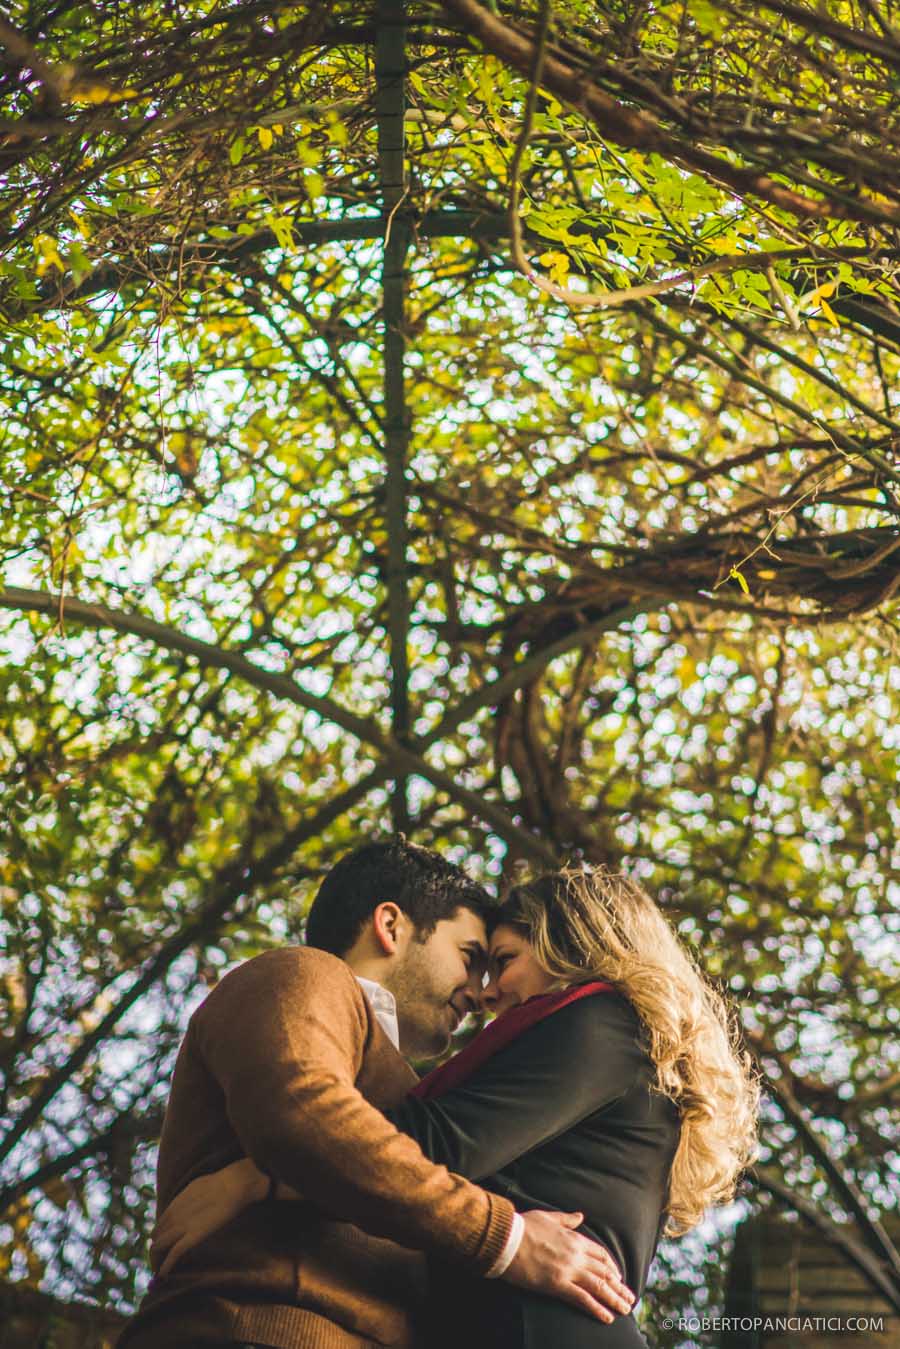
[480,924,556,1017]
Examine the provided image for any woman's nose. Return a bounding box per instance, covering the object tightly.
[480,978,499,1013]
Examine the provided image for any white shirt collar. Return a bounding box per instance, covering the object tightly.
[356,976,400,1050]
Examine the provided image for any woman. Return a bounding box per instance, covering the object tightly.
[152,868,759,1346]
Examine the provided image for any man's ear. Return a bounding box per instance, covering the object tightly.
[372,901,407,955]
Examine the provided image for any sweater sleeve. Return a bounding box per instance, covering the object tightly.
[385,994,645,1181]
[190,947,513,1272]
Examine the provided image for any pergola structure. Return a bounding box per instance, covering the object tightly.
[1,0,899,1326]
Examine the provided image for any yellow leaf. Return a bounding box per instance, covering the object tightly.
[806,279,835,308]
[34,234,64,276]
[71,84,137,105]
[757,569,777,580]
[677,656,697,686]
[257,126,273,150]
[264,213,296,250]
[476,62,494,105]
[68,208,91,240]
[729,566,750,595]
[818,298,839,325]
[538,250,571,285]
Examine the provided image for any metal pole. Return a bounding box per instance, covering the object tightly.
[376,0,411,833]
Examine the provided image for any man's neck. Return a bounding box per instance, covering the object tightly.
[344,953,393,991]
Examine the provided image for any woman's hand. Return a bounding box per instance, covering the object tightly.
[150,1157,269,1277]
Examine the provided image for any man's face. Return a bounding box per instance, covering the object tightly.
[387,907,488,1058]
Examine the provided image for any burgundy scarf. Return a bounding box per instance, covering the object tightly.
[410,981,614,1102]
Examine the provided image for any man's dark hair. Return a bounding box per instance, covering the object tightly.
[305,838,492,956]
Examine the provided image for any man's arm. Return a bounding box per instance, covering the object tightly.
[162,951,635,1321]
[191,946,511,1271]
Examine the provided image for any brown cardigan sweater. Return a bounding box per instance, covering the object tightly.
[117,948,514,1349]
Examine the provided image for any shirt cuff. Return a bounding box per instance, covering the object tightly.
[484,1211,525,1279]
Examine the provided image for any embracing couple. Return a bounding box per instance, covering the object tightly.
[118,840,758,1349]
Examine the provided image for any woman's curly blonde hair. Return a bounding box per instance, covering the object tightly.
[492,867,760,1235]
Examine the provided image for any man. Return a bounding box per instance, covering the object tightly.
[118,840,632,1348]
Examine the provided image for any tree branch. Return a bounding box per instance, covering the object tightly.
[439,0,900,227]
[635,302,900,488]
[760,1072,900,1283]
[0,16,69,110]
[0,771,387,1174]
[0,588,557,866]
[0,1107,164,1212]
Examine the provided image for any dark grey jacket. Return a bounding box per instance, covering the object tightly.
[387,992,681,1301]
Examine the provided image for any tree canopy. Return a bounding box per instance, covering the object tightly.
[0,1,898,1341]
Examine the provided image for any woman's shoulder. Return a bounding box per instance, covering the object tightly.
[557,986,640,1027]
[523,986,645,1055]
[552,988,649,1059]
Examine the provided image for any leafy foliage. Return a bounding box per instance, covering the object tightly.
[0,1,898,1341]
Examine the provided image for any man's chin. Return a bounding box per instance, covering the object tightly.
[403,1026,452,1061]
[431,1027,453,1057]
